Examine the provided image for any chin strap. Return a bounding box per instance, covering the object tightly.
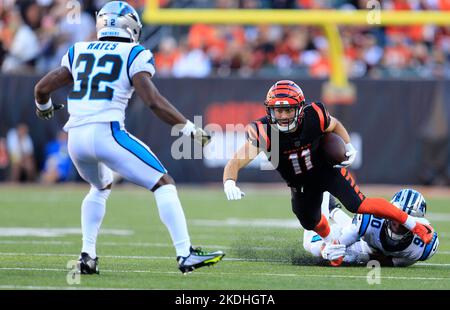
[276,120,298,132]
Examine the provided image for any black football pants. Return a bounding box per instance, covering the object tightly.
[290,167,365,230]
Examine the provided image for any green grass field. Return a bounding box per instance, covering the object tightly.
[0,185,448,290]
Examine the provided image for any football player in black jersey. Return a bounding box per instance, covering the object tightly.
[223,80,434,261]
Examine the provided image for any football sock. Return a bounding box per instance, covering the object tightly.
[320,192,330,219]
[303,230,323,257]
[313,215,332,242]
[154,184,191,257]
[81,186,111,259]
[358,198,410,227]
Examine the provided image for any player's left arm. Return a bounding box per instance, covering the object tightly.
[132,72,210,146]
[133,72,187,126]
[34,67,73,120]
[390,257,416,267]
[130,47,210,146]
[324,116,351,144]
[321,106,357,168]
[373,255,416,267]
[367,253,396,266]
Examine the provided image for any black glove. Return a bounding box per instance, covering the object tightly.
[36,103,64,120]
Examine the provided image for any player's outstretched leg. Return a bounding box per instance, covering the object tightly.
[313,215,332,242]
[331,168,434,244]
[152,175,225,273]
[78,185,111,274]
[358,198,434,244]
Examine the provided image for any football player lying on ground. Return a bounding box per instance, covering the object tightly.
[304,189,439,266]
[223,80,435,266]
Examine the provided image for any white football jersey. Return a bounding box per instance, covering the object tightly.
[61,41,156,130]
[354,214,439,266]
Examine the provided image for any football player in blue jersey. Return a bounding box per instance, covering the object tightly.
[304,189,439,266]
[34,1,224,274]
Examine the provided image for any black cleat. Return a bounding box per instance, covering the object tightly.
[78,252,99,275]
[177,247,225,274]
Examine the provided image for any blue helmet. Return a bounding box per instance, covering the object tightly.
[96,1,142,43]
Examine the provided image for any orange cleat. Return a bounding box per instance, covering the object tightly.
[411,223,434,244]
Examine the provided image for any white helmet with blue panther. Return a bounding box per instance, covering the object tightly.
[390,188,427,218]
[384,189,428,243]
[96,1,142,43]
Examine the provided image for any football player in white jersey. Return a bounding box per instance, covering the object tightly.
[34,1,225,274]
[304,189,439,267]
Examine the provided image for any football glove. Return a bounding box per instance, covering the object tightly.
[334,143,357,168]
[224,179,245,200]
[321,241,346,261]
[192,126,212,147]
[181,120,212,147]
[36,105,54,120]
[35,100,64,121]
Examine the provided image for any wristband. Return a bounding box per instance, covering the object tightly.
[35,98,52,111]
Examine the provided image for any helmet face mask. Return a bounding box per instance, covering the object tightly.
[383,189,427,245]
[265,80,305,132]
[268,106,300,132]
[385,220,410,241]
[96,1,142,43]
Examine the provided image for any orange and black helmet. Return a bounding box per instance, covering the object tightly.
[264,80,306,130]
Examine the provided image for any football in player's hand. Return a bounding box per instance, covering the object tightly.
[319,132,347,166]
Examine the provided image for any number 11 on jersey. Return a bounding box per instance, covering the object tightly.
[289,149,313,174]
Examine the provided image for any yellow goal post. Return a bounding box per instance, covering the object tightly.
[143,0,450,103]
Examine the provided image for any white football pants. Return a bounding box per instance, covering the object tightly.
[67,122,166,190]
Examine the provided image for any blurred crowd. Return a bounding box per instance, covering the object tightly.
[0,123,74,183]
[0,0,449,78]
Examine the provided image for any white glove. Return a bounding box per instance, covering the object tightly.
[181,120,212,146]
[321,242,346,261]
[224,179,245,200]
[334,143,357,168]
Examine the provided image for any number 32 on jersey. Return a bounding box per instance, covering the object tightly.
[68,53,122,101]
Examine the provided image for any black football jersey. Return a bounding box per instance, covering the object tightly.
[246,102,331,186]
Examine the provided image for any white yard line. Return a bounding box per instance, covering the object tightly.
[0,240,73,245]
[0,252,260,261]
[0,267,448,281]
[0,252,449,266]
[416,262,450,267]
[0,228,133,237]
[191,215,450,228]
[0,240,279,250]
[1,240,449,255]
